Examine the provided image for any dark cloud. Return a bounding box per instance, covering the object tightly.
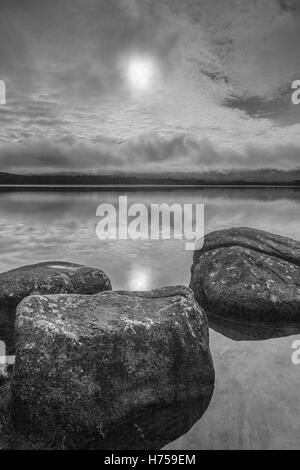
[0,135,299,173]
[277,0,300,12]
[225,87,300,126]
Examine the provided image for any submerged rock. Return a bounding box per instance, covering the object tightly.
[90,397,213,450]
[0,261,112,353]
[190,227,300,335]
[207,313,300,341]
[12,286,214,449]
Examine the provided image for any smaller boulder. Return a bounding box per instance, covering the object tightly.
[0,261,111,353]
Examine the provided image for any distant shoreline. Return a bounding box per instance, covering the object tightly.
[1,170,300,188]
[0,184,299,190]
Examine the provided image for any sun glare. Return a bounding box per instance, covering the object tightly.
[129,268,151,291]
[125,55,158,93]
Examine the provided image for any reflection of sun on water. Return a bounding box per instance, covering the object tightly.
[129,268,151,291]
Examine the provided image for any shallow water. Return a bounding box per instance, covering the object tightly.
[0,188,300,449]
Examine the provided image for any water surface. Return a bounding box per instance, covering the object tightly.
[1,188,299,449]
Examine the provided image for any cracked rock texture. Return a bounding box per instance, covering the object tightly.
[0,262,112,353]
[11,286,214,449]
[190,227,300,331]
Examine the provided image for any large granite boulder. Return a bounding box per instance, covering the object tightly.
[0,262,112,353]
[190,227,300,337]
[12,286,214,449]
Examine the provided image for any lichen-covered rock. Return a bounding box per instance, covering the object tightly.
[190,227,300,334]
[12,286,214,449]
[0,262,111,353]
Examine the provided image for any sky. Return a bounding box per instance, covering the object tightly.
[0,0,300,173]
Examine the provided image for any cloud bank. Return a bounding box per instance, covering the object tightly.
[0,135,299,173]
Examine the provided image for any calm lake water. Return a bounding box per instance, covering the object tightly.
[1,188,300,449]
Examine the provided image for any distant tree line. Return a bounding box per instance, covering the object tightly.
[0,171,300,186]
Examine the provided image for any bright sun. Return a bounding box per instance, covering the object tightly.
[126,56,158,93]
